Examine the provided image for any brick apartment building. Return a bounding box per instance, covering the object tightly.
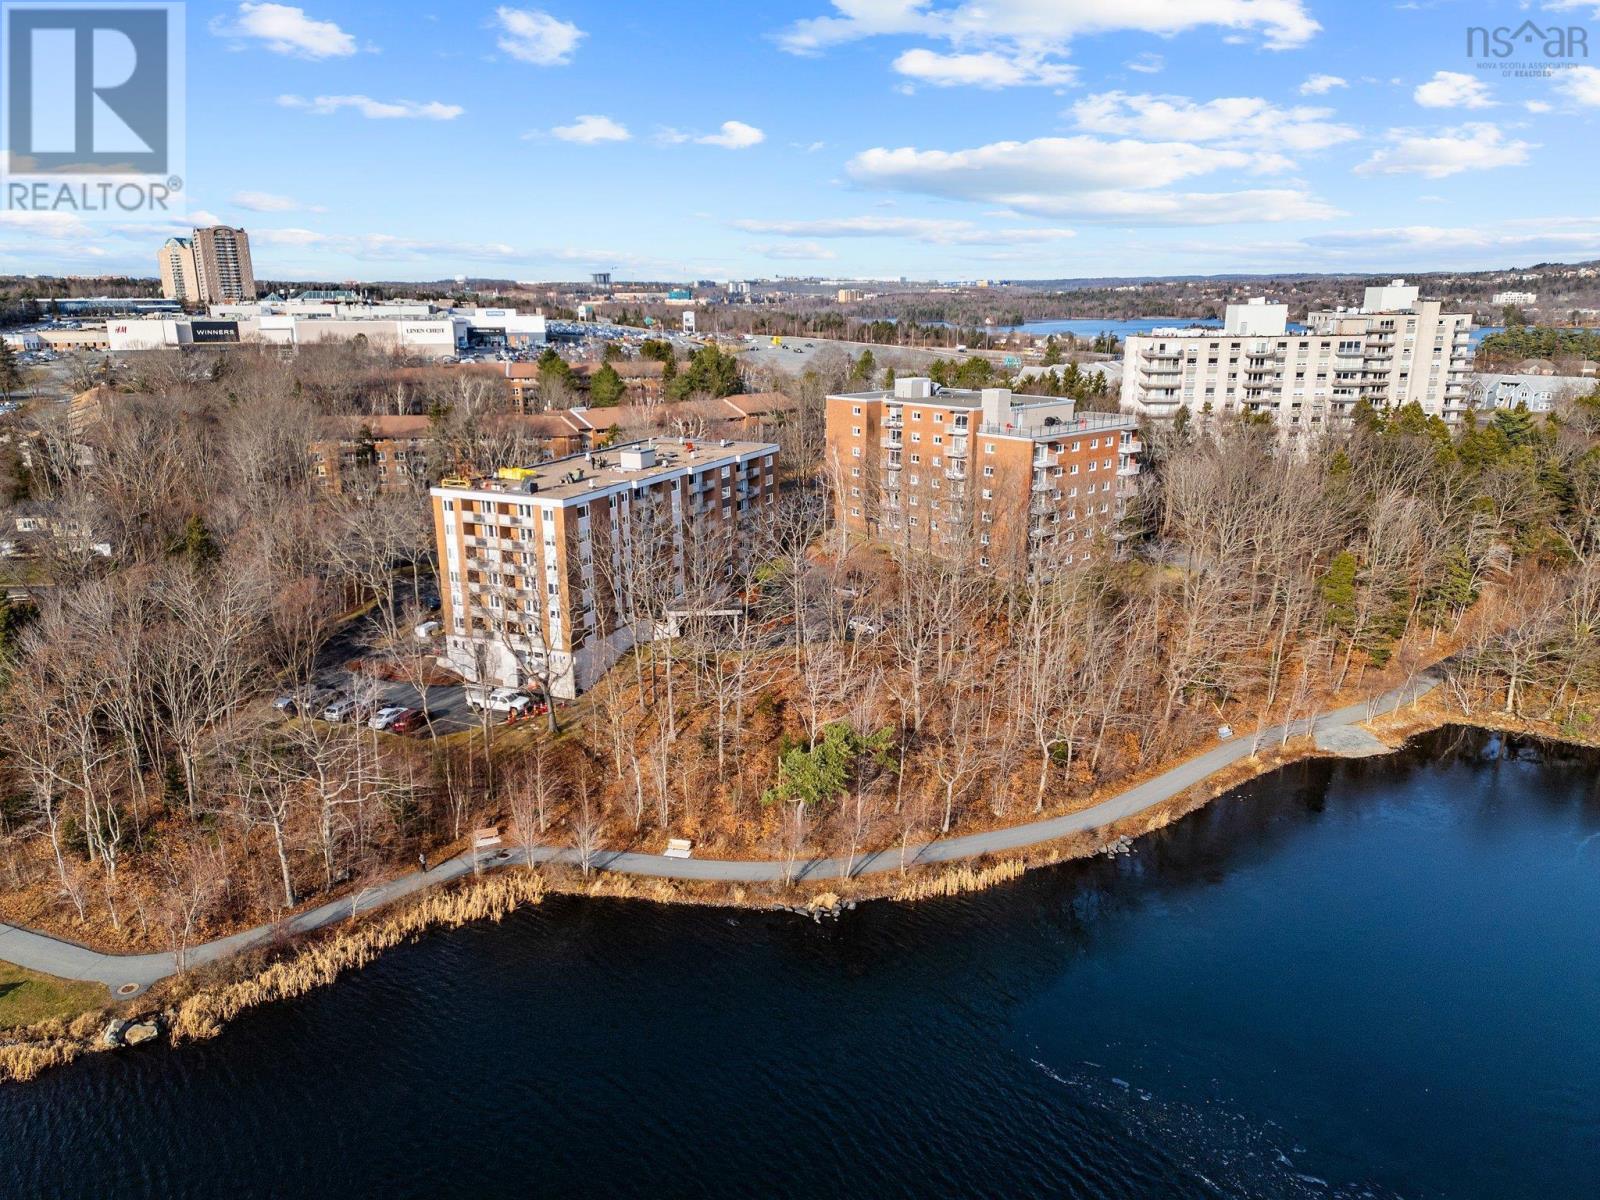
[430,436,779,697]
[310,415,435,494]
[826,378,1141,571]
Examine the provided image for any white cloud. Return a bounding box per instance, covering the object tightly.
[752,241,839,260]
[278,94,463,120]
[777,0,1322,60]
[230,190,324,213]
[1126,53,1165,74]
[1070,91,1359,153]
[494,7,584,66]
[0,210,93,239]
[1354,123,1532,178]
[1413,71,1495,109]
[1303,216,1600,259]
[1554,65,1600,106]
[548,114,631,143]
[732,215,1077,245]
[696,121,765,149]
[210,3,356,59]
[892,48,1073,88]
[250,228,523,261]
[1525,99,1553,114]
[847,135,1340,223]
[1299,73,1347,95]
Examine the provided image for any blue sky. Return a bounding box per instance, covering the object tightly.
[9,0,1600,282]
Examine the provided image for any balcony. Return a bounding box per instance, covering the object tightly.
[883,414,903,429]
[1033,450,1058,468]
[880,434,902,449]
[1030,478,1053,494]
[1117,462,1141,478]
[947,439,969,458]
[944,465,966,481]
[882,457,903,472]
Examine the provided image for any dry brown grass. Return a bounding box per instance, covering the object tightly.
[892,858,1026,902]
[0,1011,109,1084]
[169,871,546,1045]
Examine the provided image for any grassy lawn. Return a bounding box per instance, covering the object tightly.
[0,962,105,1031]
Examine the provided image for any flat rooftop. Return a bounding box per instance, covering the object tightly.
[437,437,777,503]
[831,387,983,408]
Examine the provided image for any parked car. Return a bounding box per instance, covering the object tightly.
[846,615,883,638]
[388,708,428,734]
[368,705,409,731]
[464,687,534,716]
[321,696,370,723]
[413,619,442,640]
[273,686,336,717]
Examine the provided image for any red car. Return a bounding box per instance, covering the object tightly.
[387,707,425,734]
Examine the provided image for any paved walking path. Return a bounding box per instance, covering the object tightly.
[0,672,1439,999]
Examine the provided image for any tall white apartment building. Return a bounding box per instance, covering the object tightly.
[430,438,778,698]
[1121,282,1475,428]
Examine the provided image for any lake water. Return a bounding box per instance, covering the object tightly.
[4,727,1598,1199]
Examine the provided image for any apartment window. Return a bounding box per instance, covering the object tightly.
[982,466,995,478]
[443,500,454,512]
[850,506,861,517]
[985,443,996,454]
[981,488,993,500]
[909,473,920,485]
[979,532,990,546]
[910,454,921,464]
[851,405,862,415]
[980,556,990,568]
[1071,441,1081,452]
[912,411,923,420]
[851,447,861,458]
[852,426,862,436]
[932,457,941,468]
[849,486,860,497]
[449,570,460,583]
[933,434,943,445]
[851,467,861,478]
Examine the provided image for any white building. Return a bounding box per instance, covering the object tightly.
[1491,291,1537,307]
[1121,281,1474,428]
[105,304,544,358]
[1476,372,1590,414]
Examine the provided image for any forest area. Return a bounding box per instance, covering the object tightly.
[0,337,1596,960]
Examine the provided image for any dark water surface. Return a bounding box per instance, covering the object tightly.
[4,727,1598,1199]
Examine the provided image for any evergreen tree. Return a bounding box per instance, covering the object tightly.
[171,515,221,569]
[1320,550,1359,634]
[589,362,625,407]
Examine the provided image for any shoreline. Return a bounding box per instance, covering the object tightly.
[3,689,1589,1085]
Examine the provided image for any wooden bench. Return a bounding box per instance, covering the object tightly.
[473,827,503,850]
[663,838,693,860]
